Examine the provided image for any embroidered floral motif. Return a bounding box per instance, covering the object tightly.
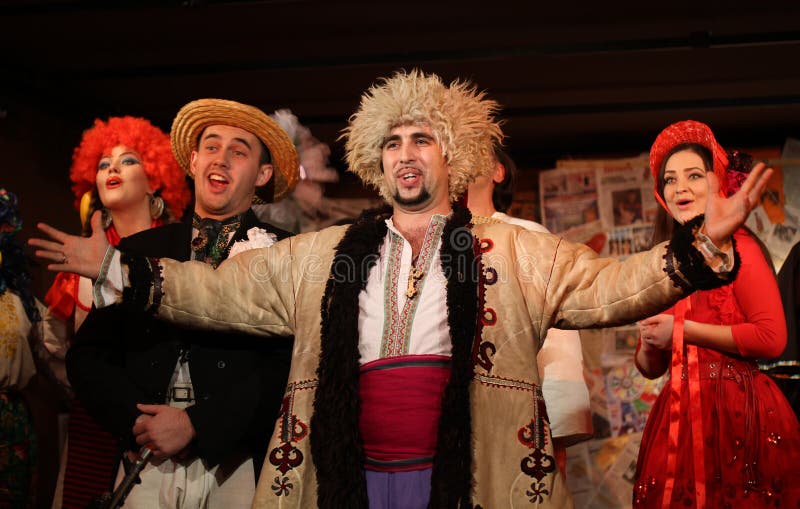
[517,421,537,448]
[271,476,293,496]
[471,248,494,372]
[268,380,317,494]
[518,388,556,484]
[227,226,278,258]
[381,237,404,356]
[526,481,550,503]
[521,447,557,482]
[474,341,496,372]
[481,308,497,326]
[517,416,549,450]
[483,266,498,285]
[269,442,303,474]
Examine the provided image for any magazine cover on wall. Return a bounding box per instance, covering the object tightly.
[554,155,656,256]
[538,165,602,244]
[744,141,800,271]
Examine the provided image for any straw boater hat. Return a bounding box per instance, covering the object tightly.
[171,98,300,203]
[343,69,504,204]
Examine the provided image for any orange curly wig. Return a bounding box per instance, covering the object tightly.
[70,116,190,219]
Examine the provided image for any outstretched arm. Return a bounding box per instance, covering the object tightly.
[131,246,296,337]
[538,164,769,329]
[31,211,301,337]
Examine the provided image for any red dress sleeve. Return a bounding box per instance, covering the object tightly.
[730,230,787,358]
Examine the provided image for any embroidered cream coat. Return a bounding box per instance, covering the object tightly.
[152,222,689,508]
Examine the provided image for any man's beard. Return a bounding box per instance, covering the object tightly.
[393,187,431,207]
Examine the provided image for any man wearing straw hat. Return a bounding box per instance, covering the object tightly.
[34,71,772,508]
[64,99,299,508]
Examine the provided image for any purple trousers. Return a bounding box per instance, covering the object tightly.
[365,468,432,509]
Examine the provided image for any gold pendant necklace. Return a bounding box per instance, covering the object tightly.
[406,266,425,299]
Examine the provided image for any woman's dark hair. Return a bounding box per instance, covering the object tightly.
[651,143,713,245]
[492,147,517,213]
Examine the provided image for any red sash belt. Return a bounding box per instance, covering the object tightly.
[359,354,451,472]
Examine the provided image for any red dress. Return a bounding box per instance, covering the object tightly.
[634,229,800,508]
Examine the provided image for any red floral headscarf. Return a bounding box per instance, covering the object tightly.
[649,120,729,213]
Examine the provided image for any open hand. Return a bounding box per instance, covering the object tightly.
[133,404,197,460]
[704,162,773,246]
[28,211,109,280]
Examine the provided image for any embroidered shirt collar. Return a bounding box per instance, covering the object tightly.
[384,212,452,240]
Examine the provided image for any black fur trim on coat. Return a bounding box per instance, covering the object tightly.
[428,205,479,509]
[121,253,161,314]
[312,205,391,508]
[665,215,740,292]
[311,204,481,509]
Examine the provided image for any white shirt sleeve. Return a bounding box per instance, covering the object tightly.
[92,247,125,308]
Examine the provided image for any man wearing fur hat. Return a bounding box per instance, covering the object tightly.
[34,71,772,508]
[63,99,297,508]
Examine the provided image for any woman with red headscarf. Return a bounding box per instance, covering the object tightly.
[42,117,190,509]
[633,120,800,508]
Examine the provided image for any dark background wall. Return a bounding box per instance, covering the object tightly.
[4,1,800,248]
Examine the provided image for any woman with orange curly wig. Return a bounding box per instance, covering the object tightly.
[68,116,191,238]
[41,116,190,509]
